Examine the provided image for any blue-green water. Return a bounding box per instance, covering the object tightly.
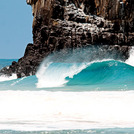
[0,59,18,69]
[0,57,134,134]
[1,128,134,134]
[1,60,134,91]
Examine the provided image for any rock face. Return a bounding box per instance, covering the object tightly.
[0,0,134,78]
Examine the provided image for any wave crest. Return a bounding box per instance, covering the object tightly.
[36,60,122,88]
[36,47,134,89]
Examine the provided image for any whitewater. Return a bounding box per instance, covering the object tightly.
[0,47,134,133]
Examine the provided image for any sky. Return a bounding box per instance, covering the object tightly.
[0,0,33,59]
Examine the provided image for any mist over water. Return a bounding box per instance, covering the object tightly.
[36,47,134,89]
[126,47,134,66]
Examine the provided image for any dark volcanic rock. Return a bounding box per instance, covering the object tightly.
[0,0,134,78]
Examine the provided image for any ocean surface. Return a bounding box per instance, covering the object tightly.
[0,47,134,134]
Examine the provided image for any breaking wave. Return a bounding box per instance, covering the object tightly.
[36,46,134,89]
[36,60,134,89]
[0,47,134,132]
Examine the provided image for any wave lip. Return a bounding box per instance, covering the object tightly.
[126,46,134,67]
[36,59,134,89]
[36,62,90,88]
[35,46,134,89]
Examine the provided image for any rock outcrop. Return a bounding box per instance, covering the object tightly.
[0,0,134,78]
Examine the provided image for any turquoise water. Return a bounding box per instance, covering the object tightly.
[0,59,18,69]
[1,128,134,134]
[0,57,134,133]
[1,60,134,91]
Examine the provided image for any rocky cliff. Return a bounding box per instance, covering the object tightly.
[0,0,134,78]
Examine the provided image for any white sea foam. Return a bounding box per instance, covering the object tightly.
[126,46,134,67]
[36,62,90,88]
[0,91,134,131]
[0,74,17,82]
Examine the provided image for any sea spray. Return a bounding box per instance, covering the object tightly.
[36,47,116,88]
[36,62,90,88]
[126,46,134,67]
[36,51,91,88]
[0,51,134,132]
[36,46,130,88]
[0,74,17,82]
